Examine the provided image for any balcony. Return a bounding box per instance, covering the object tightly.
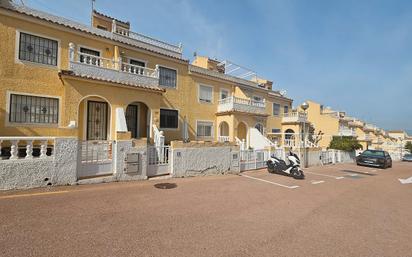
[348,119,364,128]
[372,138,384,144]
[282,111,307,124]
[363,124,376,132]
[339,128,357,137]
[68,43,159,88]
[217,96,267,116]
[358,134,372,141]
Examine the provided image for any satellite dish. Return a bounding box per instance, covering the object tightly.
[279,90,287,96]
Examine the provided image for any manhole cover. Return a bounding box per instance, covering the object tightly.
[154,183,177,189]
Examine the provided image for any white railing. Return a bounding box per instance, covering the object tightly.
[112,21,182,54]
[153,125,165,148]
[339,128,356,137]
[359,134,371,141]
[218,136,230,142]
[364,123,376,132]
[148,146,170,166]
[80,140,112,163]
[348,119,364,127]
[68,43,160,88]
[76,51,158,78]
[217,96,266,115]
[284,139,297,147]
[0,137,55,160]
[78,52,117,69]
[121,62,158,77]
[282,110,307,123]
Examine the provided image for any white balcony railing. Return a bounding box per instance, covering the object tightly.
[359,134,372,141]
[348,119,364,128]
[113,25,182,54]
[217,96,266,115]
[0,137,55,160]
[68,43,160,88]
[282,111,307,123]
[363,123,377,132]
[339,128,357,137]
[218,136,230,142]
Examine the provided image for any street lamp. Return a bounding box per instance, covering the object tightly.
[301,102,309,168]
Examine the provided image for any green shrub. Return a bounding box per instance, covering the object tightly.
[329,136,363,151]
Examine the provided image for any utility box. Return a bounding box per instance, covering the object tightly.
[125,152,141,174]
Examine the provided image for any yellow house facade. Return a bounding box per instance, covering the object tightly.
[301,100,402,152]
[0,2,300,149]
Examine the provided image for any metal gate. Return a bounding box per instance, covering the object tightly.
[147,146,171,177]
[78,140,113,178]
[321,150,334,165]
[240,149,270,171]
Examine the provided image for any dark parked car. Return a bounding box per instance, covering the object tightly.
[402,154,412,162]
[356,150,392,169]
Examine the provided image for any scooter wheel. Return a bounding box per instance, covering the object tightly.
[291,168,305,179]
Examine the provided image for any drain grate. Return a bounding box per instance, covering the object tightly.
[154,183,177,189]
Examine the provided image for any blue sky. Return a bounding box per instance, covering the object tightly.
[25,0,412,133]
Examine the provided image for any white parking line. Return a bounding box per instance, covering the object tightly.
[240,174,299,189]
[311,180,325,185]
[305,171,344,180]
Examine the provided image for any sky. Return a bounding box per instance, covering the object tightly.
[24,0,412,133]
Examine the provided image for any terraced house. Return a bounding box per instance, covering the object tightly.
[300,100,403,155]
[1,1,312,186]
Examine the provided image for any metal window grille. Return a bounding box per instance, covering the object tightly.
[9,94,59,124]
[160,109,178,129]
[159,66,177,88]
[87,101,108,140]
[18,32,58,66]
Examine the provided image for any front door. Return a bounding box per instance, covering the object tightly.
[87,101,108,140]
[126,104,139,138]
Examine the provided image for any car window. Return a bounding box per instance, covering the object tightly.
[362,150,384,157]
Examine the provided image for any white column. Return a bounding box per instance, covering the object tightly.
[25,140,33,159]
[111,19,116,33]
[9,140,18,160]
[69,42,75,64]
[40,140,48,158]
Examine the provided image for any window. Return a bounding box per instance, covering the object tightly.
[220,89,229,100]
[253,96,263,102]
[272,128,281,133]
[97,25,108,31]
[199,85,213,103]
[273,103,280,116]
[9,94,59,124]
[159,66,177,88]
[18,32,58,66]
[284,106,289,114]
[130,59,145,67]
[160,109,178,129]
[128,59,146,74]
[197,121,213,138]
[79,47,100,66]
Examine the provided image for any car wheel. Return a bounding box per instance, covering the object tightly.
[389,161,392,168]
